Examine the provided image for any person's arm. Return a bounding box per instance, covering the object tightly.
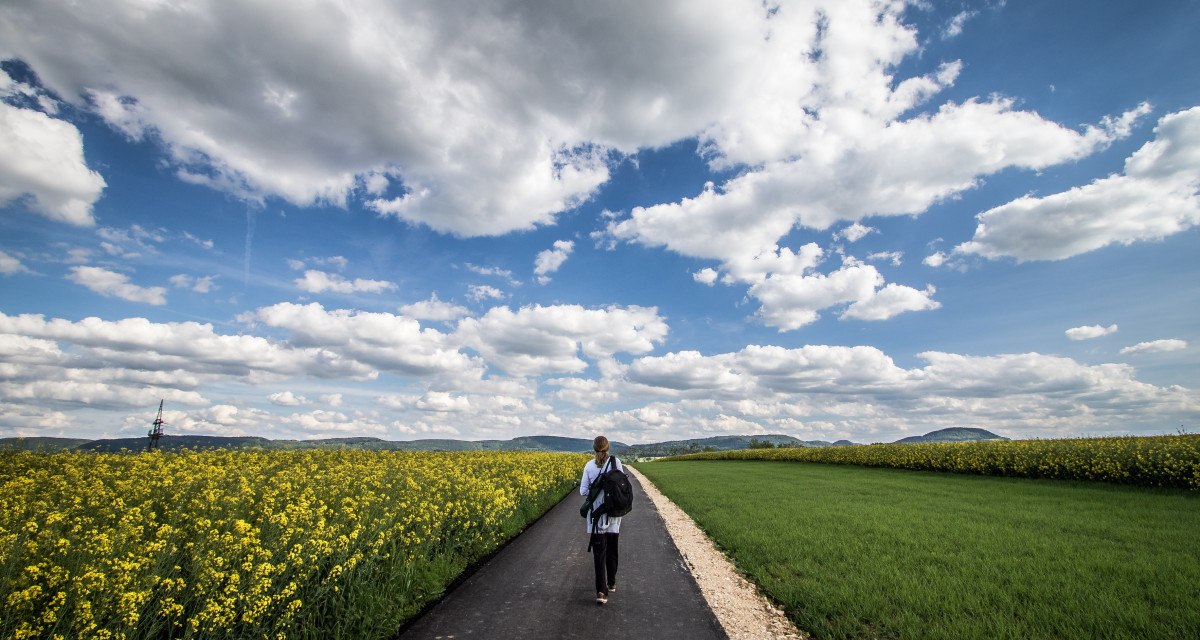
[580,464,592,496]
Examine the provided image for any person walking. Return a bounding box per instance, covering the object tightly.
[580,435,623,605]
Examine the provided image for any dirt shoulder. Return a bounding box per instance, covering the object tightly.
[627,466,807,640]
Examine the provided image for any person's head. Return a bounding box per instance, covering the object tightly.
[593,435,610,463]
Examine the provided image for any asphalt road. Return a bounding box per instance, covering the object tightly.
[396,471,728,639]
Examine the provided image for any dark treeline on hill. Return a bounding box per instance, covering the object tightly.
[0,427,1005,455]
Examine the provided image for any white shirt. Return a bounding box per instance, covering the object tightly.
[579,456,624,534]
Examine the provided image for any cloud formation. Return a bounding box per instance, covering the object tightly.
[294,269,397,294]
[1066,324,1118,341]
[957,106,1199,261]
[534,240,574,285]
[0,98,105,226]
[1120,339,1187,355]
[67,266,167,305]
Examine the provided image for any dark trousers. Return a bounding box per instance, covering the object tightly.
[590,532,619,594]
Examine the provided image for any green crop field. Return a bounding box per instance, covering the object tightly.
[637,460,1200,640]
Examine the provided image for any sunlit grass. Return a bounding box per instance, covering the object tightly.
[664,434,1200,488]
[638,460,1200,640]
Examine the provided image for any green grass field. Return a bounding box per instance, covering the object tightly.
[636,460,1200,640]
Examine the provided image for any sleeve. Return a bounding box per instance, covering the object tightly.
[580,463,591,496]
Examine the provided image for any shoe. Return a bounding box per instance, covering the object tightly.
[607,583,616,593]
[596,591,608,605]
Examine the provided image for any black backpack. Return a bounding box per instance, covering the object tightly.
[594,456,633,518]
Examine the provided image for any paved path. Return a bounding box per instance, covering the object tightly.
[396,472,727,639]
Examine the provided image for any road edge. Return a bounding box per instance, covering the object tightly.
[626,466,808,640]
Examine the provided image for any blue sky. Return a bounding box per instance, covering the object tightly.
[1,0,1197,444]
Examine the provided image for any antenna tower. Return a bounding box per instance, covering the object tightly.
[148,400,165,451]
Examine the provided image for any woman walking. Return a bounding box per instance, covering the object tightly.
[580,435,623,605]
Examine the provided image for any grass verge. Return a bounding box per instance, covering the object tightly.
[637,460,1200,640]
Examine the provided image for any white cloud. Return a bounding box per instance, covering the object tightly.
[1119,339,1187,355]
[611,99,1142,266]
[866,251,902,266]
[320,393,344,407]
[2,1,1140,242]
[294,269,396,294]
[455,304,667,376]
[67,266,167,305]
[170,274,217,293]
[0,101,105,226]
[268,391,309,406]
[399,293,470,322]
[467,264,515,280]
[468,284,506,302]
[0,311,374,381]
[0,250,29,274]
[956,105,1199,262]
[942,11,977,39]
[414,391,471,412]
[842,283,940,321]
[922,251,947,267]
[248,302,479,377]
[749,261,880,330]
[742,256,938,331]
[1066,324,1118,341]
[837,222,876,242]
[534,240,574,285]
[182,231,215,250]
[692,268,719,286]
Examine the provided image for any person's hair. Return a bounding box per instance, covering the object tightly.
[593,436,609,453]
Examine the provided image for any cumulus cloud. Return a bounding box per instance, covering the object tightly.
[268,391,309,406]
[0,100,105,226]
[0,250,29,274]
[2,1,1144,242]
[247,302,479,377]
[399,293,470,322]
[842,283,940,321]
[67,266,167,305]
[455,304,668,376]
[468,285,506,302]
[837,222,876,242]
[692,268,719,286]
[0,311,374,381]
[1066,324,1118,341]
[1119,339,1187,355]
[534,240,574,285]
[294,269,396,294]
[956,105,1199,261]
[2,0,761,235]
[743,256,938,330]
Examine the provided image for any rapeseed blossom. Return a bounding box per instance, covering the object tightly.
[0,449,584,639]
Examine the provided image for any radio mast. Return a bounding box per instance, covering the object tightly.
[148,400,165,451]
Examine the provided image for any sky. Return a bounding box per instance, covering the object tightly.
[1,0,1198,445]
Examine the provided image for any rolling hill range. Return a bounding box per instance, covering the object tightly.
[0,428,1005,454]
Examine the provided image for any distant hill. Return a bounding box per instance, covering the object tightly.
[0,433,846,455]
[0,437,92,452]
[622,434,857,457]
[892,427,1008,444]
[76,435,277,453]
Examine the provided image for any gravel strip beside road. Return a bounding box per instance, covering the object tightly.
[627,466,808,640]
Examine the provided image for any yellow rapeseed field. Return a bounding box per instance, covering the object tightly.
[669,434,1200,489]
[0,449,585,639]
